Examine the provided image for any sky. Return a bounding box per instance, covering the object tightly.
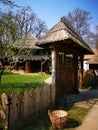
[13,0,98,29]
[2,0,98,29]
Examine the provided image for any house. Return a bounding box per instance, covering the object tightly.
[14,34,50,73]
[83,48,98,87]
[36,17,93,100]
[84,48,98,70]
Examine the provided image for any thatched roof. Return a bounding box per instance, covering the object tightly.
[14,33,42,49]
[18,55,49,61]
[36,17,93,54]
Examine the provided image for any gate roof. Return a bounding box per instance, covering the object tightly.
[36,17,93,54]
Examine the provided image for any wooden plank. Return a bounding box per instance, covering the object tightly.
[24,89,30,119]
[0,93,8,129]
[10,93,18,127]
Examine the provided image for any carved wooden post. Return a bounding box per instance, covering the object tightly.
[50,45,57,101]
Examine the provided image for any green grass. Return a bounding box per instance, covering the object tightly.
[66,106,88,130]
[0,72,50,95]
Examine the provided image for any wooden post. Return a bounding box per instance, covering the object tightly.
[41,59,47,74]
[73,54,79,94]
[51,49,56,85]
[51,45,58,101]
[80,55,84,81]
[78,55,84,89]
[51,45,64,100]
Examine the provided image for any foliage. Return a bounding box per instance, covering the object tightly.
[0,6,48,84]
[13,33,38,56]
[0,71,50,95]
[0,6,47,51]
[0,122,5,130]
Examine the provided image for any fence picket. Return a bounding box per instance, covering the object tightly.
[0,84,55,130]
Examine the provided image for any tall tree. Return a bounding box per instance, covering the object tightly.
[95,25,98,49]
[0,0,17,8]
[65,8,92,39]
[0,6,48,84]
[13,6,48,38]
[0,6,47,56]
[0,0,17,84]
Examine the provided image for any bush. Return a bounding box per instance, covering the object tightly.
[0,123,4,130]
[82,74,95,88]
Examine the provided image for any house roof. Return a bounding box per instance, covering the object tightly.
[14,33,42,49]
[18,55,49,61]
[36,17,93,54]
[84,48,98,64]
[88,56,98,64]
[84,48,98,59]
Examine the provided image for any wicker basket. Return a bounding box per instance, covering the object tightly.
[48,110,68,129]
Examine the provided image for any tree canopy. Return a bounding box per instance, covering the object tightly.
[0,6,47,59]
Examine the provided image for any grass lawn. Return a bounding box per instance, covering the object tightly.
[0,71,51,95]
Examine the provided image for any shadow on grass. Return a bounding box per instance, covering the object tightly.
[21,114,80,130]
[66,118,81,128]
[21,113,51,130]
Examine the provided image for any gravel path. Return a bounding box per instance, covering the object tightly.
[67,90,98,130]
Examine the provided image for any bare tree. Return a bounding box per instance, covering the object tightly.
[84,31,96,48]
[95,26,98,49]
[65,8,92,38]
[0,0,18,8]
[14,6,47,38]
[32,18,48,38]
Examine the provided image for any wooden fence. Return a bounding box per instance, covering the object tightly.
[0,84,55,130]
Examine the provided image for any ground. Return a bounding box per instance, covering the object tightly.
[66,89,98,130]
[66,89,98,109]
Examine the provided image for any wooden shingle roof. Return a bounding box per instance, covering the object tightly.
[36,17,93,54]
